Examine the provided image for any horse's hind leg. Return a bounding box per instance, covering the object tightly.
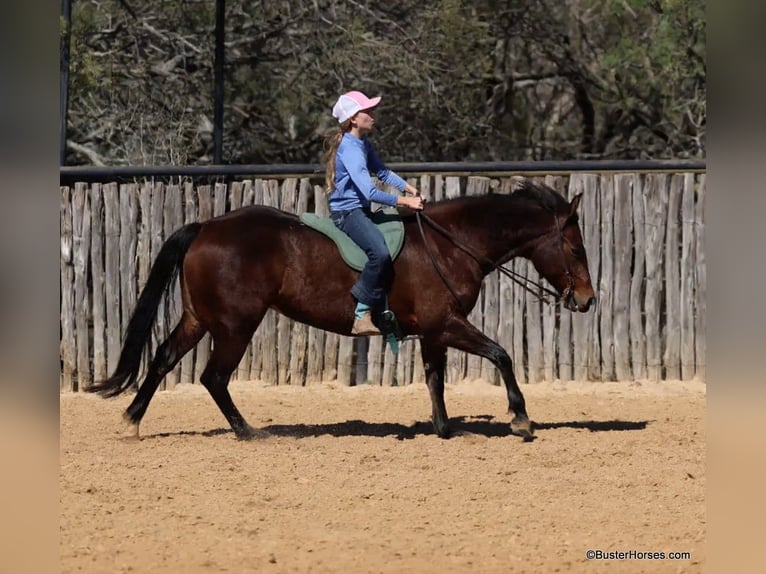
[199,329,261,440]
[420,341,450,438]
[124,312,205,436]
[439,315,532,439]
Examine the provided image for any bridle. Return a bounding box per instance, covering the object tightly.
[552,209,578,310]
[414,207,576,315]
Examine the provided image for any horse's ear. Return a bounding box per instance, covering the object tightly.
[569,193,583,216]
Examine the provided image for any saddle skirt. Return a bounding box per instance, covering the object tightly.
[299,208,404,272]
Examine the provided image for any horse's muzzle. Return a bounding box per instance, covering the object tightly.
[564,291,596,313]
[578,295,596,312]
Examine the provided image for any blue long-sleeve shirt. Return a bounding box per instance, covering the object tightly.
[328,132,407,212]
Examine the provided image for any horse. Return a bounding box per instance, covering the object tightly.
[87,179,596,441]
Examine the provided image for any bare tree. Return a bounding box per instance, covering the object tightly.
[64,0,705,165]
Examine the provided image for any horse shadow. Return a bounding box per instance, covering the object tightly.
[141,416,649,441]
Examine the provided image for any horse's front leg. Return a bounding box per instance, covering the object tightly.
[419,341,450,438]
[439,315,533,440]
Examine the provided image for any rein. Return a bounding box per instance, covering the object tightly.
[414,210,563,314]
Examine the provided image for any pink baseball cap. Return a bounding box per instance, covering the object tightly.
[332,90,382,123]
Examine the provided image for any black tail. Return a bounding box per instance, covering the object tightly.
[87,223,203,398]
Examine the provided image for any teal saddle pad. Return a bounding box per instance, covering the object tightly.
[299,209,404,272]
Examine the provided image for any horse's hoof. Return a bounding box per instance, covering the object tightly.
[510,416,535,441]
[121,413,140,440]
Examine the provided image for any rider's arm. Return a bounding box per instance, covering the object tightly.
[367,142,420,196]
[342,145,399,207]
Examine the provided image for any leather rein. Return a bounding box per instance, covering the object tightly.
[414,209,574,316]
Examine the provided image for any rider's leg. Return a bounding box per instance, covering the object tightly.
[333,208,391,334]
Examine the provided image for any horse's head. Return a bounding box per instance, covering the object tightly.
[530,192,596,312]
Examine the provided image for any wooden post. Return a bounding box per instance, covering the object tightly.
[694,175,706,380]
[381,342,397,386]
[72,183,92,390]
[644,174,669,381]
[598,175,615,381]
[90,183,107,383]
[60,187,75,391]
[405,340,415,385]
[664,174,683,380]
[680,173,696,380]
[411,339,424,385]
[613,174,633,381]
[289,322,309,386]
[337,336,354,386]
[629,175,647,379]
[104,183,122,378]
[367,335,383,385]
[432,174,444,202]
[419,174,432,202]
[395,340,410,386]
[119,185,138,386]
[213,182,227,216]
[230,181,243,212]
[242,179,254,206]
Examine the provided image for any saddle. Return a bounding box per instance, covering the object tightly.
[299,208,406,352]
[299,208,404,272]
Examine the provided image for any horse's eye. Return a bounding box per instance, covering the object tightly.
[571,246,585,258]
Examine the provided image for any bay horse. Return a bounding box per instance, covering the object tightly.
[88,179,595,440]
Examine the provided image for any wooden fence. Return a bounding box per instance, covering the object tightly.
[60,172,706,391]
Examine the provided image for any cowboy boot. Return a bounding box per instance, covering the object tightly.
[351,311,381,336]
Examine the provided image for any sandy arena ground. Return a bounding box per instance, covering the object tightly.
[60,379,705,573]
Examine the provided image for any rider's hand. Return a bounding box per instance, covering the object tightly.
[404,184,421,197]
[407,196,424,210]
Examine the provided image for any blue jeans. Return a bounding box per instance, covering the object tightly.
[331,208,392,308]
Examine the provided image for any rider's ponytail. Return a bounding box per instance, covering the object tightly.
[322,121,352,194]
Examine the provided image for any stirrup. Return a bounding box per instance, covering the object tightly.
[379,309,403,340]
[378,309,403,354]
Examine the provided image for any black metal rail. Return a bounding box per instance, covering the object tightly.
[60,159,706,186]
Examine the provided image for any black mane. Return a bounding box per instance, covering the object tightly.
[509,180,570,213]
[430,179,569,213]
